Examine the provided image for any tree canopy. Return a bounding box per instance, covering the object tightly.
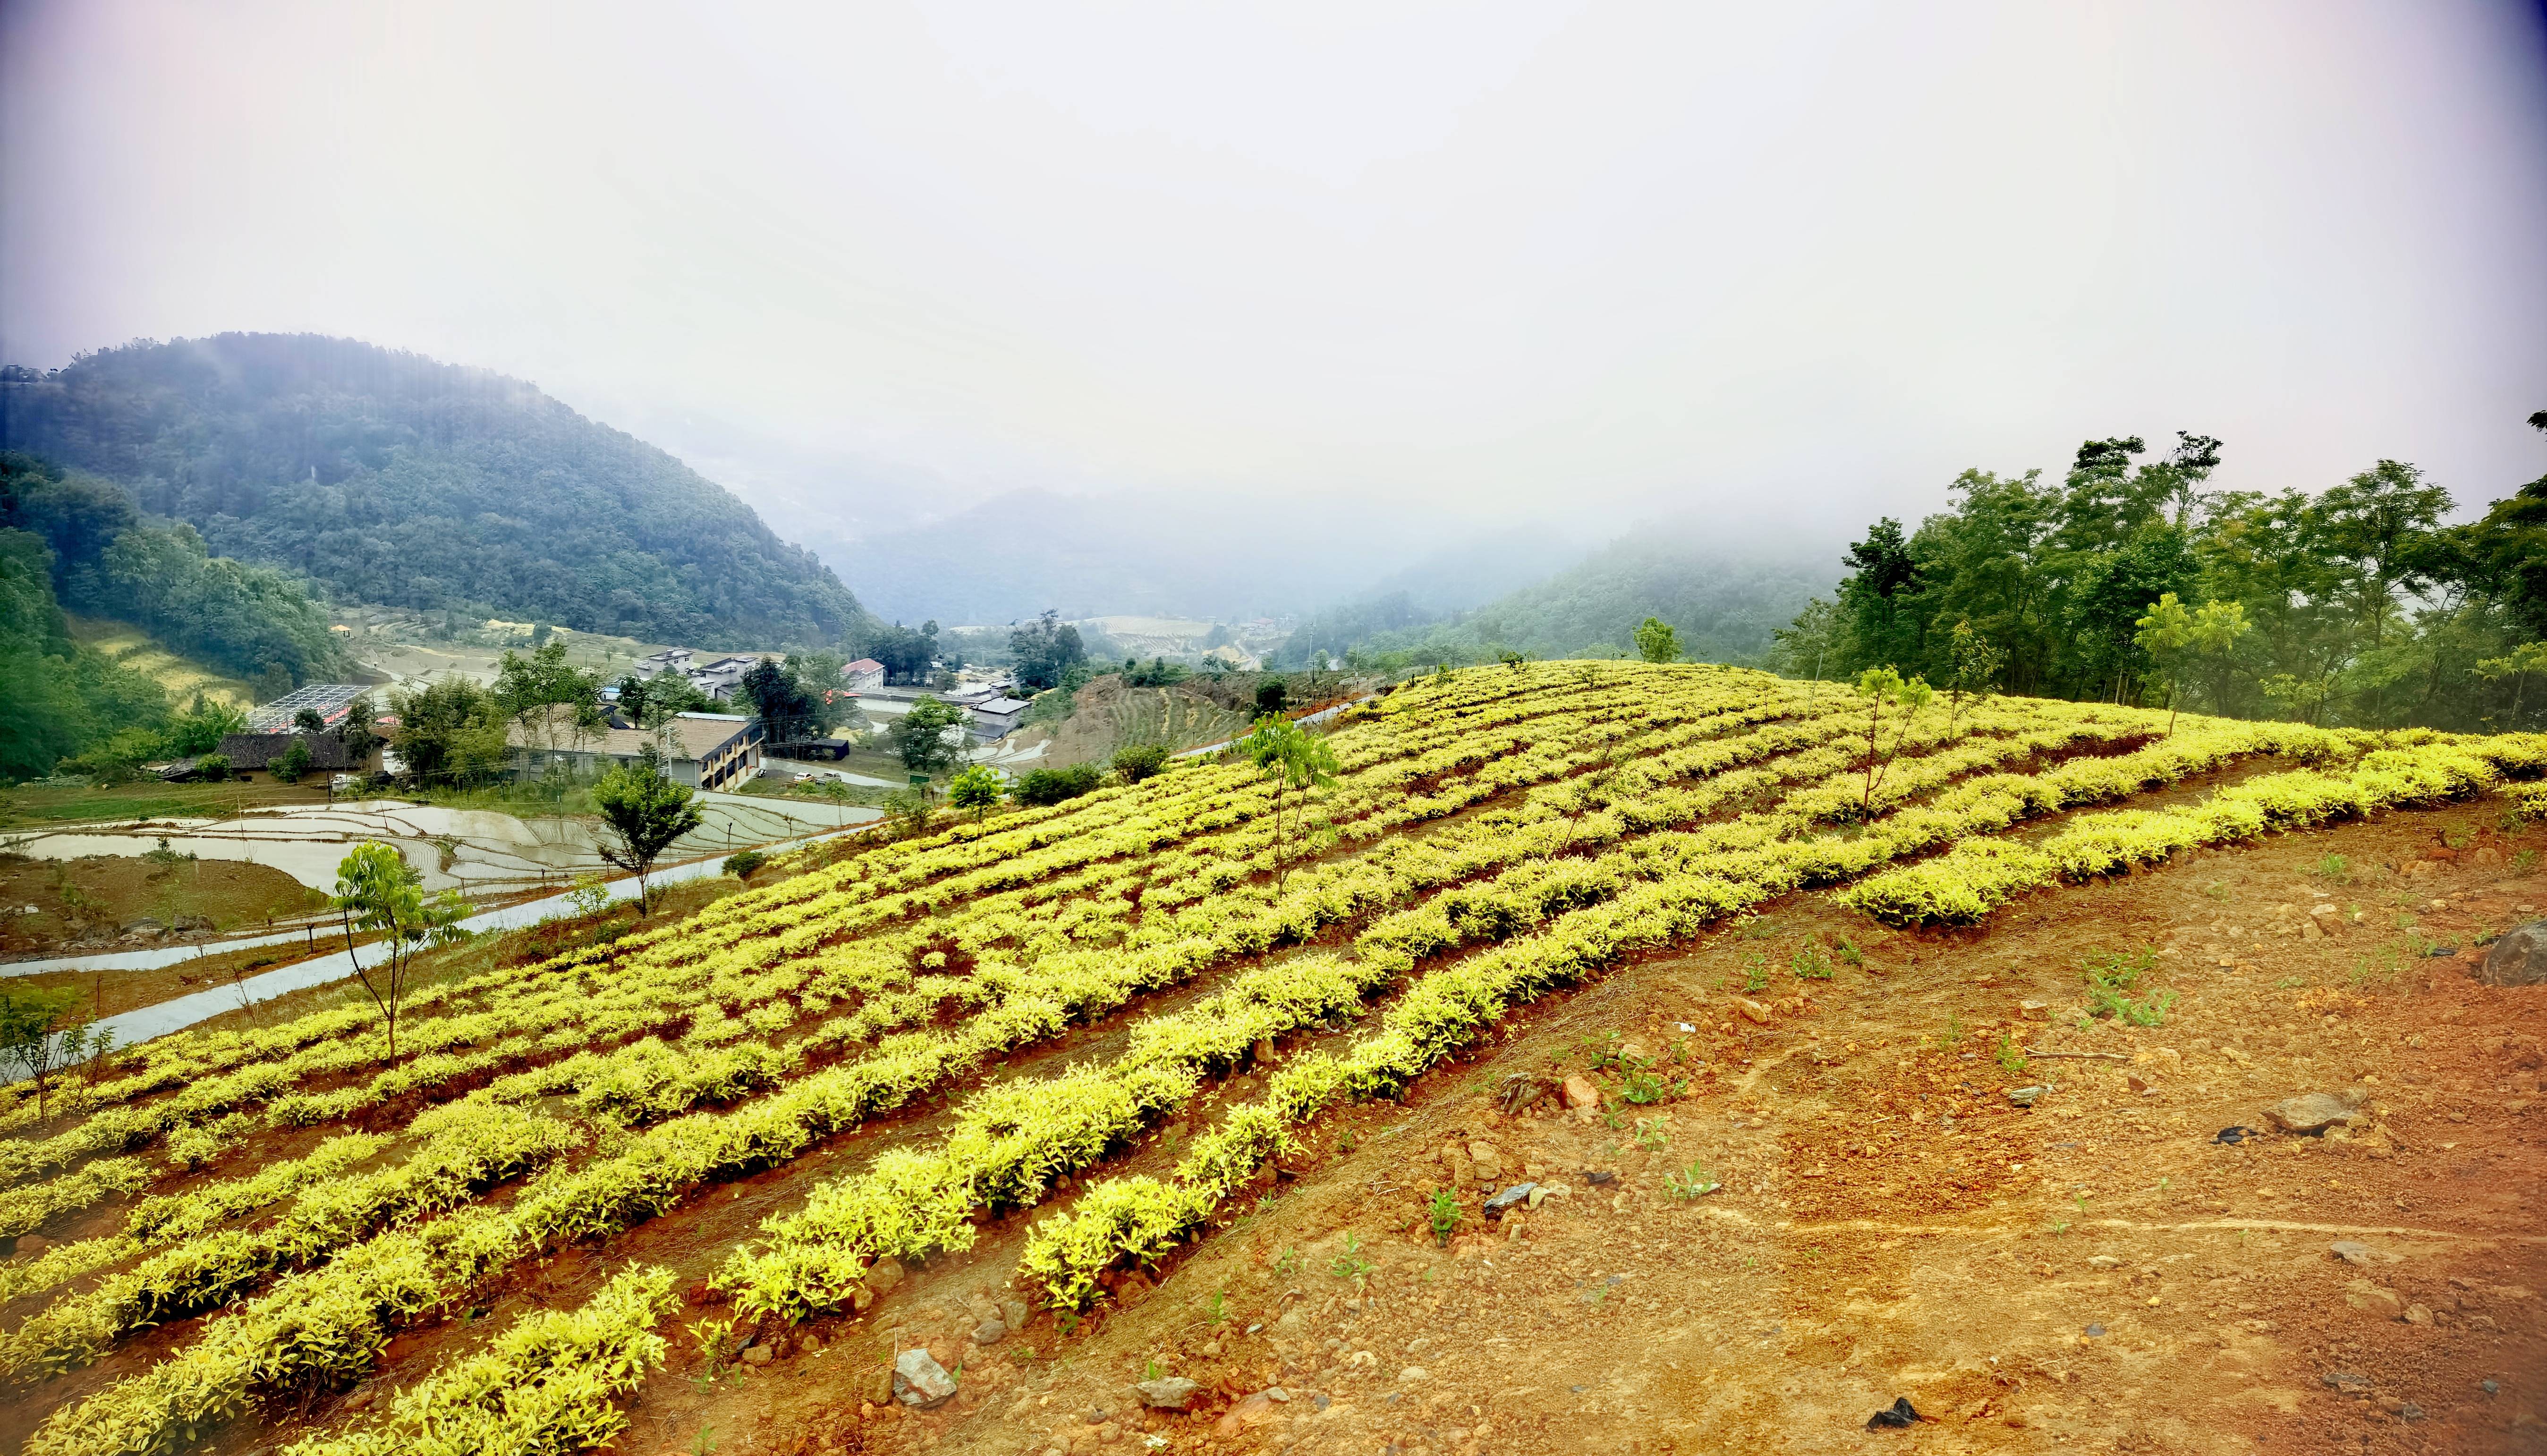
[0,335,874,649]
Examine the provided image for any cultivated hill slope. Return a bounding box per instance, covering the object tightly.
[2,663,2543,1456]
[0,334,872,648]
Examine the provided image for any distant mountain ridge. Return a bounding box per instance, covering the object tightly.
[0,334,873,649]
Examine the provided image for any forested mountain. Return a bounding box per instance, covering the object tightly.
[0,334,871,648]
[1,451,343,693]
[1785,424,2547,731]
[1277,528,1831,669]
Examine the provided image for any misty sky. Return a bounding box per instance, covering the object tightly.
[4,0,2544,543]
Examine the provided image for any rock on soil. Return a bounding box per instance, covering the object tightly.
[2479,919,2547,986]
[1134,1376,1200,1410]
[892,1348,956,1408]
[2262,1089,2364,1133]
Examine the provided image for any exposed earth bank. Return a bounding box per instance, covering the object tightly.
[633,806,2546,1456]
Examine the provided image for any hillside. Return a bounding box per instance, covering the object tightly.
[0,334,872,649]
[1280,530,1831,668]
[2,664,2544,1456]
[63,616,253,709]
[839,489,1576,625]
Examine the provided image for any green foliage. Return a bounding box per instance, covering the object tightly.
[1327,1234,1373,1289]
[948,764,1006,818]
[1011,610,1088,692]
[1426,1189,1462,1247]
[494,640,607,749]
[1110,743,1172,784]
[1633,616,1682,664]
[391,679,512,787]
[271,740,314,784]
[1790,944,1833,980]
[1994,1033,2029,1076]
[2083,949,2175,1026]
[1016,764,1103,807]
[593,747,704,913]
[2313,853,2350,881]
[1791,429,2547,730]
[0,987,110,1122]
[1,338,868,648]
[330,842,473,1061]
[720,850,766,880]
[1664,1162,1719,1200]
[889,697,968,775]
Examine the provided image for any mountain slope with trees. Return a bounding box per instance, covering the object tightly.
[0,334,873,649]
[1277,529,1830,669]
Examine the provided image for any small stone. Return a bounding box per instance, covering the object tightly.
[2125,1073,2152,1094]
[2343,1280,2404,1319]
[1400,1367,1428,1383]
[2377,1396,2405,1415]
[2087,1255,2124,1270]
[2322,1371,2370,1395]
[740,1345,775,1365]
[2019,999,2049,1019]
[1483,1183,1536,1215]
[2263,1090,2364,1134]
[1733,997,1773,1025]
[2479,921,2547,987]
[1134,1377,1200,1410]
[2007,1085,2047,1108]
[2083,1323,2106,1338]
[1217,1393,1278,1435]
[867,1258,906,1295]
[965,1292,1001,1323]
[2400,1402,2425,1422]
[2404,1303,2433,1327]
[17,1234,50,1256]
[1085,1406,1108,1424]
[972,1319,1007,1346]
[1562,1075,1601,1111]
[891,1349,955,1408]
[1002,1298,1029,1331]
[2329,1240,2401,1266]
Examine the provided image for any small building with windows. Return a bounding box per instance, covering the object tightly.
[842,658,887,693]
[968,696,1032,740]
[507,710,764,791]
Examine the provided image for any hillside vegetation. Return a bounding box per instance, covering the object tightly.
[2,662,2542,1456]
[0,334,872,649]
[64,618,254,709]
[1277,534,1827,670]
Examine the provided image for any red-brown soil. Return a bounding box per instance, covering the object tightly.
[597,806,2546,1456]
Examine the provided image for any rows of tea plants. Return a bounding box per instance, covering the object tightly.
[5,660,2537,1456]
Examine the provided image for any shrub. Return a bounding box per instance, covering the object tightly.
[1017,764,1103,806]
[721,850,766,880]
[1111,744,1172,785]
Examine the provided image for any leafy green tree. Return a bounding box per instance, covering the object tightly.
[1941,620,2005,735]
[890,697,968,776]
[615,671,713,729]
[389,679,510,786]
[1110,743,1171,784]
[1632,617,1682,664]
[1244,714,1341,887]
[1851,667,1932,819]
[740,656,836,742]
[2473,641,2547,728]
[948,763,1006,819]
[1254,678,1289,717]
[330,842,472,1062]
[1016,763,1102,806]
[0,986,112,1121]
[292,708,327,734]
[1010,610,1087,692]
[195,753,232,782]
[593,745,705,915]
[2133,593,2251,735]
[273,739,314,783]
[494,639,607,749]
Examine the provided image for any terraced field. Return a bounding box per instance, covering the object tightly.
[3,662,2541,1456]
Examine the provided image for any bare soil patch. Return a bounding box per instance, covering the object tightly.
[611,805,2547,1456]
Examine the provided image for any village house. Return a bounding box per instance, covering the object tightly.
[967,695,1032,740]
[507,710,764,791]
[841,658,886,693]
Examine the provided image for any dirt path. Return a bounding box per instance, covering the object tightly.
[631,803,2544,1456]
